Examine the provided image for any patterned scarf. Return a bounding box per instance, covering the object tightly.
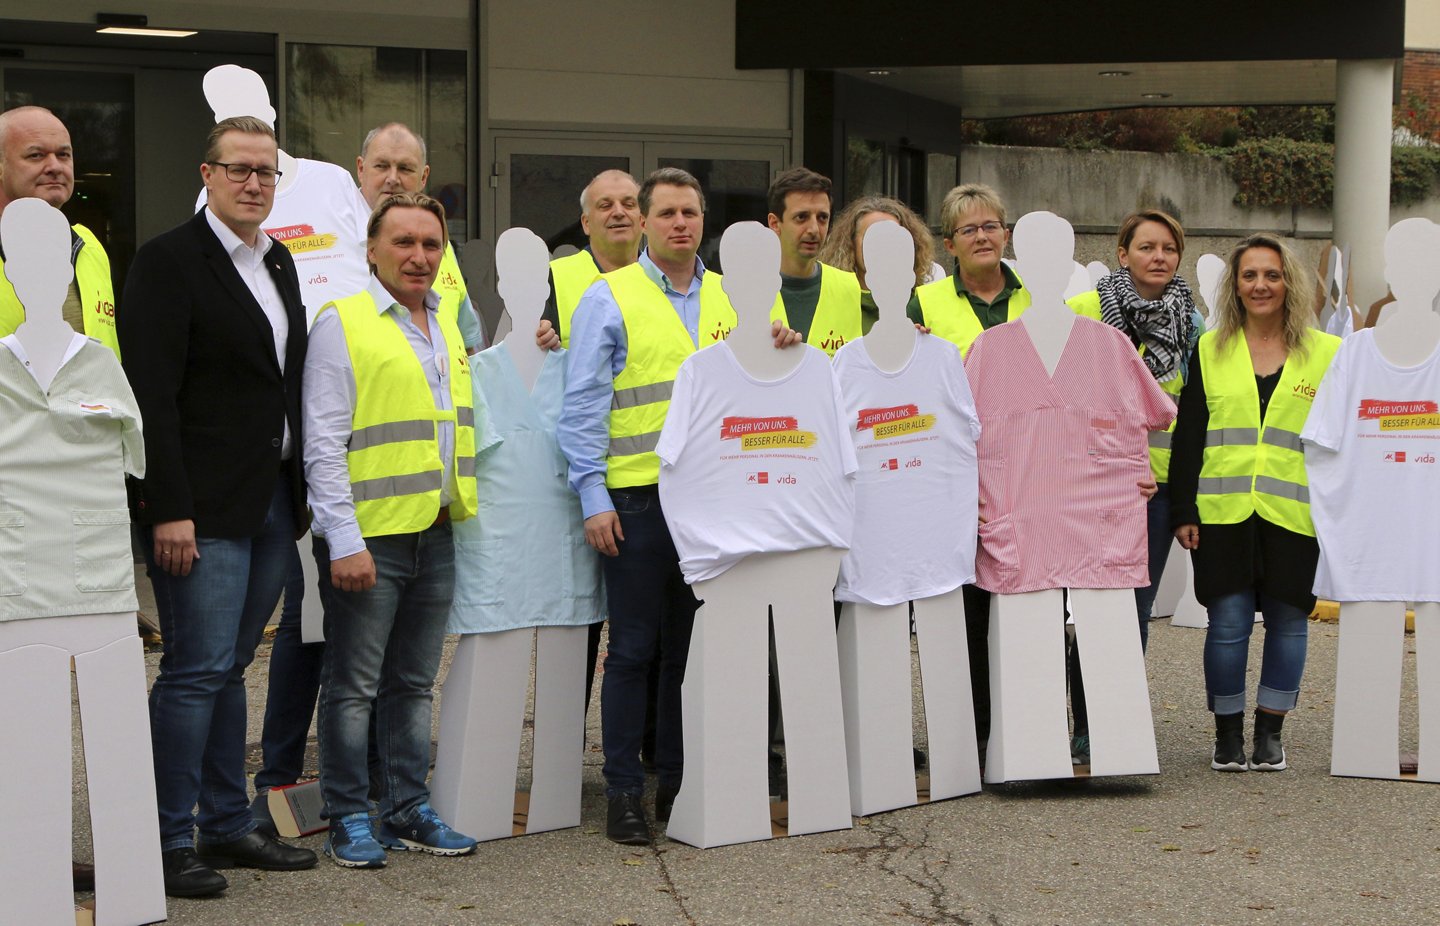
[1095,267,1199,384]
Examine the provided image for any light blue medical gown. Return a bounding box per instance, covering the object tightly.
[449,344,605,633]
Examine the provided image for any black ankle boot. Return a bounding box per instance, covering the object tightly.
[1211,712,1246,771]
[1250,709,1287,771]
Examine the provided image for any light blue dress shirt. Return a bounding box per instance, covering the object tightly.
[556,250,705,519]
[303,275,462,560]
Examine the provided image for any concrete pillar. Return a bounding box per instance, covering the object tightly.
[1333,59,1395,312]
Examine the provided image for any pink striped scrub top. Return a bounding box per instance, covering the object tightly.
[964,316,1175,594]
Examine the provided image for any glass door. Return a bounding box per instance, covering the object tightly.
[646,141,786,272]
[493,136,643,255]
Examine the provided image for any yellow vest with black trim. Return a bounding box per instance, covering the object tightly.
[433,242,467,330]
[1195,327,1340,536]
[551,250,603,349]
[604,263,737,488]
[0,223,119,357]
[325,291,478,537]
[770,262,863,358]
[1067,288,1186,482]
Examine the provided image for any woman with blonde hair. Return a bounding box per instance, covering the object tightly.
[1168,234,1340,773]
[818,195,934,334]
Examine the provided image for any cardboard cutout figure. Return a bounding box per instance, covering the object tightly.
[1064,260,1093,301]
[0,199,165,926]
[1195,253,1225,329]
[975,212,1161,782]
[834,220,981,815]
[662,222,854,847]
[431,227,602,838]
[1324,218,1440,782]
[1087,260,1110,289]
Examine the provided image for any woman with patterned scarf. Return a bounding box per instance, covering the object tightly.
[1063,209,1203,766]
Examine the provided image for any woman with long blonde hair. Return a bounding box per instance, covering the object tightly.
[1168,234,1340,773]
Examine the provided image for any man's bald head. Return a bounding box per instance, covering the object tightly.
[579,169,642,269]
[356,122,430,210]
[0,106,74,212]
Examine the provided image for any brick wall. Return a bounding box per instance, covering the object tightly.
[1401,49,1440,141]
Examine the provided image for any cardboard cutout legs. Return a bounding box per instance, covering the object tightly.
[985,590,1073,783]
[986,590,1158,782]
[1331,601,1440,783]
[1152,539,1187,619]
[913,588,982,800]
[1071,589,1159,776]
[837,602,918,815]
[432,626,589,841]
[837,587,981,815]
[668,548,851,848]
[0,613,165,926]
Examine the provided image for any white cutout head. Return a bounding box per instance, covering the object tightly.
[202,65,276,129]
[1011,211,1074,305]
[494,226,551,335]
[1,197,74,319]
[1383,218,1440,306]
[719,221,781,327]
[1195,253,1225,318]
[862,219,915,319]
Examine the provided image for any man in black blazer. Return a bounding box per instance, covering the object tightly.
[118,115,316,898]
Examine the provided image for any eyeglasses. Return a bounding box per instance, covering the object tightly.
[207,161,283,187]
[951,221,1003,240]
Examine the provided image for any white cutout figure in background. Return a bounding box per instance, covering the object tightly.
[0,199,165,926]
[1063,260,1093,301]
[971,211,1166,782]
[1311,217,1440,783]
[431,227,602,839]
[834,219,982,815]
[1195,253,1225,329]
[1087,260,1111,289]
[660,222,855,847]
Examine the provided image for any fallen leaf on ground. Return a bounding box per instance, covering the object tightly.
[1161,845,1181,852]
[623,858,645,866]
[1247,903,1275,911]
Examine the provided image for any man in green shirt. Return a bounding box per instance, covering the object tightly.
[765,167,862,357]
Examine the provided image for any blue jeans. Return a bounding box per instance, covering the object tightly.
[1204,589,1309,714]
[254,546,325,792]
[147,480,295,850]
[315,524,454,824]
[1132,484,1172,651]
[600,487,697,796]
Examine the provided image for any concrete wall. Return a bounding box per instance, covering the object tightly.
[956,144,1439,292]
[486,0,791,131]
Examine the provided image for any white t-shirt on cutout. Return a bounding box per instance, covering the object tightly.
[657,342,857,584]
[1302,327,1440,602]
[832,334,981,606]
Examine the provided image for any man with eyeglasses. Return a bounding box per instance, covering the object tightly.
[0,105,119,356]
[118,115,316,898]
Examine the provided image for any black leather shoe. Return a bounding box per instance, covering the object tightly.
[654,783,679,823]
[72,861,95,893]
[162,847,228,898]
[195,830,318,871]
[606,794,650,845]
[251,790,279,839]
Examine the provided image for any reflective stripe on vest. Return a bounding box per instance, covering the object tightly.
[769,262,863,357]
[551,250,602,348]
[433,242,467,330]
[603,262,736,487]
[326,291,478,536]
[1195,327,1339,536]
[0,223,119,357]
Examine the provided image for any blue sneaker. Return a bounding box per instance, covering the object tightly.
[377,804,477,856]
[324,812,387,869]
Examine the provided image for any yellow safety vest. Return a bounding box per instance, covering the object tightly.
[604,263,737,487]
[0,224,119,357]
[770,262,863,358]
[1195,328,1340,536]
[434,241,467,330]
[324,291,478,537]
[551,250,603,348]
[1067,288,1186,483]
[918,273,1102,357]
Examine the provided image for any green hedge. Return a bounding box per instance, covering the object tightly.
[1224,138,1440,208]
